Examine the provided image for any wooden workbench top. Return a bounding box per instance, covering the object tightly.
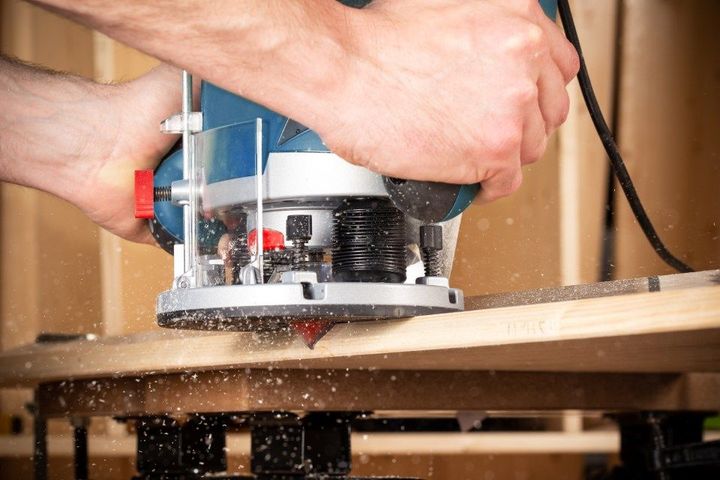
[1,275,719,388]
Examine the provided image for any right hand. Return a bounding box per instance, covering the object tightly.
[317,0,579,202]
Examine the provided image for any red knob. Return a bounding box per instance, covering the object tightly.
[134,170,154,219]
[247,228,286,252]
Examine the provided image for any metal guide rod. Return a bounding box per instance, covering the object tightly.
[255,118,264,282]
[181,71,197,283]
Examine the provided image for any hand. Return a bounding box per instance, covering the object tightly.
[75,65,181,244]
[318,0,579,202]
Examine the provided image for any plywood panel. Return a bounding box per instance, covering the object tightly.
[615,0,720,278]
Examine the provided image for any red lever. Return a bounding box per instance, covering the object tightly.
[248,228,286,252]
[134,170,155,219]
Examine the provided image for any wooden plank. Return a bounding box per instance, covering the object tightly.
[0,451,588,480]
[0,431,633,457]
[468,269,720,309]
[615,0,720,278]
[1,280,719,387]
[34,371,720,417]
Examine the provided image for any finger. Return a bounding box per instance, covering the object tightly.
[490,0,579,82]
[521,105,547,165]
[537,62,571,132]
[474,158,523,204]
[533,9,580,82]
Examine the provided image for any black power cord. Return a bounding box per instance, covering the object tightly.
[556,0,694,273]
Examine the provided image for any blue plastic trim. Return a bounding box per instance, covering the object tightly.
[202,82,328,154]
[201,120,269,184]
[441,184,481,221]
[153,149,184,241]
[540,0,558,19]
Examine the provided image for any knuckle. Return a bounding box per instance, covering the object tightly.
[510,80,539,107]
[512,0,537,15]
[466,162,489,185]
[504,23,545,57]
[483,123,523,160]
[481,184,502,203]
[485,170,523,202]
[567,45,581,77]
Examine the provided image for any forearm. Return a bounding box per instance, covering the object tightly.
[0,56,114,204]
[29,0,357,129]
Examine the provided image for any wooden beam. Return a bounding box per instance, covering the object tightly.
[468,269,720,309]
[34,370,720,417]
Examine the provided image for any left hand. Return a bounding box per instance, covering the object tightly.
[75,64,181,244]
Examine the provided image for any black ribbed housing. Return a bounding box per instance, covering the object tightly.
[332,198,406,283]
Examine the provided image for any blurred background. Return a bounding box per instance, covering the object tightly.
[0,0,718,478]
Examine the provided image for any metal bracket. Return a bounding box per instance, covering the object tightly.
[169,179,190,206]
[160,112,203,134]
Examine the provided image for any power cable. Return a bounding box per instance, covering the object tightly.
[557,0,694,273]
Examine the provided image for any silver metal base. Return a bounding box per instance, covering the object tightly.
[157,282,464,331]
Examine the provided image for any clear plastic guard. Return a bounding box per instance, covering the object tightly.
[191,119,265,288]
